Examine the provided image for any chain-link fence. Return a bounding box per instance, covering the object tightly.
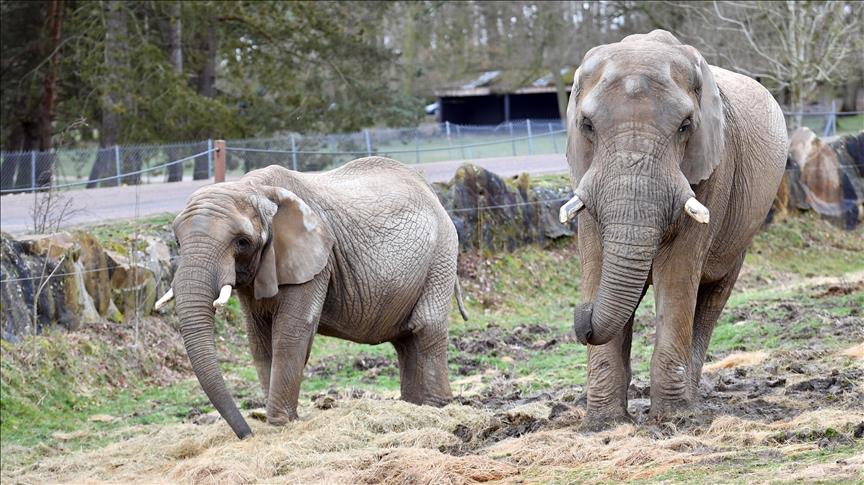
[2,114,861,195]
[784,111,863,138]
[224,119,567,176]
[0,140,215,194]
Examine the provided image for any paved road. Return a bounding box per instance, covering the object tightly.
[0,154,566,235]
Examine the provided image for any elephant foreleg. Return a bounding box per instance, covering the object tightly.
[266,271,328,426]
[649,258,700,418]
[246,314,273,399]
[583,317,636,430]
[691,253,744,392]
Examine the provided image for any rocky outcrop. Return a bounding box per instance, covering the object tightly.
[1,231,176,342]
[433,165,576,253]
[779,128,864,228]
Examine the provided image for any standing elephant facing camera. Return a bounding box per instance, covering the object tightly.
[156,157,468,439]
[559,30,787,428]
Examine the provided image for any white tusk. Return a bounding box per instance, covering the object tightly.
[213,285,232,308]
[684,197,710,224]
[154,288,174,310]
[559,194,585,224]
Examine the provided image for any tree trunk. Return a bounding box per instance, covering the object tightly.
[33,0,64,190]
[167,2,185,182]
[89,0,126,188]
[193,8,217,180]
[400,2,420,97]
[553,67,568,123]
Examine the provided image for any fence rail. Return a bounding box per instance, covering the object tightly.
[1,112,861,195]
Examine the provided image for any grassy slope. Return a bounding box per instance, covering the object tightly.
[2,213,863,481]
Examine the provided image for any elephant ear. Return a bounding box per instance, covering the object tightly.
[680,46,725,185]
[565,66,592,189]
[253,188,334,300]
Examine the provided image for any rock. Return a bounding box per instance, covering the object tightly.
[1,232,81,338]
[782,128,864,228]
[314,395,337,410]
[434,164,576,253]
[75,232,112,316]
[248,408,268,422]
[193,412,222,425]
[105,250,158,320]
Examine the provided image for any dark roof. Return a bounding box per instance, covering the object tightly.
[435,67,576,97]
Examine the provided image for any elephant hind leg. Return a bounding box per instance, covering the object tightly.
[691,253,745,392]
[392,271,454,406]
[393,327,451,406]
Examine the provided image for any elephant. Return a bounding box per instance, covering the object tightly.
[558,30,787,428]
[155,156,468,439]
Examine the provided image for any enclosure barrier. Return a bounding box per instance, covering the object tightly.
[1,113,861,195]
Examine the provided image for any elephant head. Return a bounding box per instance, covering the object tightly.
[562,30,723,346]
[158,182,334,438]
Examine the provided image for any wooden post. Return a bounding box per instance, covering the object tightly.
[214,139,226,183]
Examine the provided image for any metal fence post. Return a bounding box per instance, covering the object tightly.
[214,140,226,183]
[114,145,121,182]
[207,139,213,178]
[364,129,372,157]
[445,121,453,160]
[30,151,36,192]
[548,122,558,153]
[526,119,533,155]
[823,100,837,137]
[290,133,298,171]
[457,124,465,159]
[509,121,516,156]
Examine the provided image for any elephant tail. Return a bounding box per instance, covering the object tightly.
[454,279,469,321]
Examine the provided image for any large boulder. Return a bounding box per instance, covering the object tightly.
[434,165,576,253]
[1,232,89,341]
[783,128,864,228]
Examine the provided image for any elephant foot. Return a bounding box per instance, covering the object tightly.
[401,392,451,408]
[579,411,634,432]
[421,394,451,408]
[645,399,710,429]
[266,409,298,427]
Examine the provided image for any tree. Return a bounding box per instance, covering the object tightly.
[709,1,863,127]
[634,1,864,126]
[0,0,65,191]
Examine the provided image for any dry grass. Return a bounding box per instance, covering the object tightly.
[840,342,864,361]
[702,351,769,373]
[4,396,862,485]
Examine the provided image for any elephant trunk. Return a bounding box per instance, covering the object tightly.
[574,172,668,346]
[574,226,659,345]
[174,258,251,439]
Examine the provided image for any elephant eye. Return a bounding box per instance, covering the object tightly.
[235,237,251,252]
[582,117,594,133]
[678,117,692,133]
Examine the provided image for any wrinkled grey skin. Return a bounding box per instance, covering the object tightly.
[565,30,787,428]
[171,157,467,439]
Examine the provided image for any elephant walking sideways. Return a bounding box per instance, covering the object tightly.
[559,30,788,428]
[158,157,467,438]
